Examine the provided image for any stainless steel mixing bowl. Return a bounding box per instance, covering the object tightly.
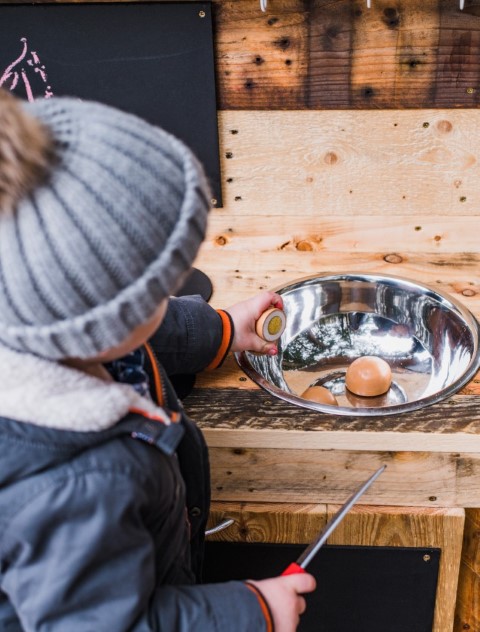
[236,273,480,416]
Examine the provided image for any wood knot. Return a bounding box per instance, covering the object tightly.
[274,36,291,51]
[383,7,400,28]
[462,288,476,297]
[437,120,452,133]
[296,240,313,251]
[384,253,403,264]
[215,236,227,246]
[361,86,375,98]
[324,151,338,165]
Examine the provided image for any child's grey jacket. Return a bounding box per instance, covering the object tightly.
[0,296,270,632]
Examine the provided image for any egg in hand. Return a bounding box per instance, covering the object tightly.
[345,356,392,397]
[301,385,338,406]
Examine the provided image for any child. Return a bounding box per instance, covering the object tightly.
[0,90,315,631]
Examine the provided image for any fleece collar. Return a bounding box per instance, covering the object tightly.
[0,344,171,431]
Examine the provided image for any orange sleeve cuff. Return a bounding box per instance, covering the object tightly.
[205,309,234,371]
[244,582,275,632]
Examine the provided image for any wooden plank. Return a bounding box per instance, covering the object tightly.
[202,445,480,507]
[216,110,480,216]
[350,0,440,108]
[214,0,480,109]
[327,505,465,632]
[307,0,354,108]
[214,0,309,109]
[455,508,480,631]
[205,213,480,254]
[187,388,480,452]
[437,0,480,108]
[195,249,480,319]
[207,501,327,543]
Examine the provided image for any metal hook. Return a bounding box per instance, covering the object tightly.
[459,0,465,9]
[205,519,235,536]
[366,0,371,7]
[260,0,267,12]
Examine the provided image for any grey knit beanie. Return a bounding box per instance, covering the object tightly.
[0,93,211,359]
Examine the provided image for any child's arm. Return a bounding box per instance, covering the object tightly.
[148,291,283,376]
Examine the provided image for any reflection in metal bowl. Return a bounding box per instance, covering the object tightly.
[235,273,480,416]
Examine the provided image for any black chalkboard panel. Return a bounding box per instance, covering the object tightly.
[0,2,221,205]
[204,542,440,632]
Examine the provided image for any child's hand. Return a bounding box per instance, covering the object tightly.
[248,573,316,632]
[226,291,284,355]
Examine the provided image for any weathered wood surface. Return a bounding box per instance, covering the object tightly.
[207,502,465,632]
[207,501,327,543]
[201,443,480,507]
[186,388,480,448]
[213,110,480,215]
[455,508,480,631]
[185,388,480,508]
[214,0,480,109]
[196,248,480,315]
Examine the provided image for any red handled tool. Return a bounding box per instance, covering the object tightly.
[282,465,386,576]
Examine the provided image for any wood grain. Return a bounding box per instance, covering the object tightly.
[327,505,465,632]
[187,388,480,442]
[207,501,327,543]
[215,110,480,216]
[196,440,480,507]
[455,508,480,631]
[214,0,480,109]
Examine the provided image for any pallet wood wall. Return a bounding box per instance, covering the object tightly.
[205,3,480,629]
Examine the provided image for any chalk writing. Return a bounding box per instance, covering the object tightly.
[0,37,53,101]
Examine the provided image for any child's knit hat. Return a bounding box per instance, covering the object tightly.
[0,90,211,360]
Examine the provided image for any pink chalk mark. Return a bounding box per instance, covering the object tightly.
[20,68,34,103]
[1,37,54,101]
[0,37,28,88]
[34,66,47,83]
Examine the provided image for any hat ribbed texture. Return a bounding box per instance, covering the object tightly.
[0,98,210,359]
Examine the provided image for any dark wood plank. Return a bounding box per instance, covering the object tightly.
[185,387,480,435]
[436,0,480,108]
[213,0,309,109]
[306,0,354,108]
[214,0,480,109]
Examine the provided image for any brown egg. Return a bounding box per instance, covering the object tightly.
[255,308,286,342]
[301,386,338,406]
[345,356,392,397]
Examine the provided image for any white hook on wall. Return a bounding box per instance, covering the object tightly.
[459,0,465,8]
[260,0,267,11]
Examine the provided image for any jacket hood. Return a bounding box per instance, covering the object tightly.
[0,343,171,431]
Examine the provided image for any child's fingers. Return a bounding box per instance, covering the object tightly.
[284,572,317,594]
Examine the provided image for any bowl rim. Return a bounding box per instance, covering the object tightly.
[235,272,480,416]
